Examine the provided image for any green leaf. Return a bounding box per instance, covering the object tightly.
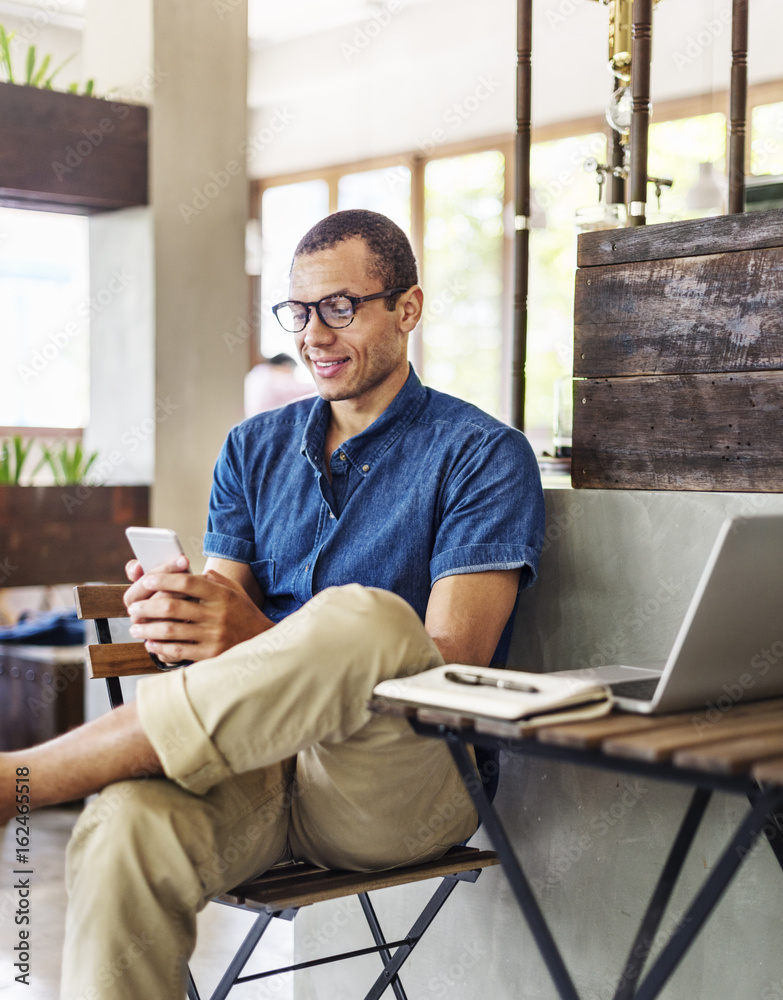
[31,52,51,88]
[0,442,10,485]
[25,44,36,85]
[29,449,48,482]
[43,52,74,89]
[83,78,94,96]
[37,440,99,485]
[38,444,59,485]
[15,436,32,484]
[0,435,35,485]
[0,25,15,84]
[82,450,98,478]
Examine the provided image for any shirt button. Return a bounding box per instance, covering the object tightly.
[305,563,310,570]
[362,464,370,472]
[329,511,335,519]
[339,452,347,461]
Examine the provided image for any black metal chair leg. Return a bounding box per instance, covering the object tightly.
[208,910,276,1000]
[359,892,409,1000]
[187,967,201,1000]
[362,875,463,1000]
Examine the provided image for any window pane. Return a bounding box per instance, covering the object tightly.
[422,151,505,417]
[260,180,329,359]
[751,102,783,176]
[648,112,727,219]
[0,208,89,428]
[527,133,607,453]
[338,166,411,233]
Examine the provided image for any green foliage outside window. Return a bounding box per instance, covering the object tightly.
[422,151,505,418]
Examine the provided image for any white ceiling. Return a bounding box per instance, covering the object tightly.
[0,0,85,30]
[248,0,430,45]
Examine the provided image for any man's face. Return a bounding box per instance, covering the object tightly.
[289,238,410,407]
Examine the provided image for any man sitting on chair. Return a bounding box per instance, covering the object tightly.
[0,210,544,1000]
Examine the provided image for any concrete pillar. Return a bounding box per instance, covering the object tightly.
[83,0,249,567]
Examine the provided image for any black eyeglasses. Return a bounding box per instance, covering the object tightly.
[272,288,408,334]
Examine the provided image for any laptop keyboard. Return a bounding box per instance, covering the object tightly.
[608,677,660,701]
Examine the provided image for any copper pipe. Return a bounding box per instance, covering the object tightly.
[629,0,652,227]
[728,0,748,214]
[512,0,532,430]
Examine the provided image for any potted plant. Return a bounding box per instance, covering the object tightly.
[0,436,149,587]
[0,23,148,213]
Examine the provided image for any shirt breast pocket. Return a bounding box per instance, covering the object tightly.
[250,557,275,595]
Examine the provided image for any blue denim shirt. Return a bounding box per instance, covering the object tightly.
[204,368,544,661]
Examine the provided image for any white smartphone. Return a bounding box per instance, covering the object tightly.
[125,526,189,574]
[124,526,192,669]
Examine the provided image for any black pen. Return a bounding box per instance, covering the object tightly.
[444,669,539,694]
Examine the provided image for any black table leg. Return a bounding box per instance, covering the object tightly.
[612,787,712,1000]
[749,786,783,875]
[447,736,582,1000]
[634,785,783,1000]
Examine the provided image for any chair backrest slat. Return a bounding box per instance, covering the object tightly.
[74,585,130,621]
[86,642,160,679]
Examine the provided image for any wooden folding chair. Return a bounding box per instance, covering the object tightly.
[73,584,499,1000]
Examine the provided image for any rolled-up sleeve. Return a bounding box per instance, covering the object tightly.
[203,430,257,564]
[429,426,545,589]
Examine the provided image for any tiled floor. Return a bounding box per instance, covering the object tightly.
[0,807,294,999]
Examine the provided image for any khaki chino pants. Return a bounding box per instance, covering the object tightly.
[61,585,478,1000]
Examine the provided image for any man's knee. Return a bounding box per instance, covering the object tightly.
[298,584,440,679]
[68,781,143,871]
[305,584,428,646]
[66,780,208,909]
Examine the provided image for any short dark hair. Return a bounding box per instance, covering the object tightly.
[268,352,296,369]
[293,210,417,309]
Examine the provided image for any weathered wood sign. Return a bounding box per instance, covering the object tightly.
[572,209,783,491]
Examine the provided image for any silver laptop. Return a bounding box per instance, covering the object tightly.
[556,515,783,714]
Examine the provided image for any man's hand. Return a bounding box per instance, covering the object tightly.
[124,558,273,663]
[123,554,190,604]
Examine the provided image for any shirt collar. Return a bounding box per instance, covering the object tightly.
[300,366,427,476]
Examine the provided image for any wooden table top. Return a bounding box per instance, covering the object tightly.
[369,695,783,787]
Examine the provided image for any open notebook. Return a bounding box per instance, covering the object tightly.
[373,665,612,726]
